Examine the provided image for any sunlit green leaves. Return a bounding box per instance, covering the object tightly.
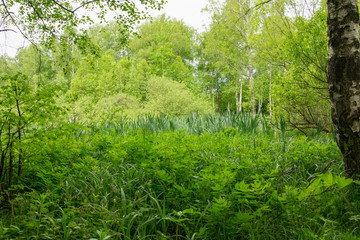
[1,0,165,44]
[144,76,213,116]
[129,14,196,85]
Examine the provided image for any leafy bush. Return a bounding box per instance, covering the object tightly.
[144,76,213,116]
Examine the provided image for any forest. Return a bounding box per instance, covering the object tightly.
[0,0,360,239]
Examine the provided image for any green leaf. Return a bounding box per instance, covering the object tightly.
[235,181,250,192]
[319,173,334,186]
[335,176,353,189]
[182,208,194,214]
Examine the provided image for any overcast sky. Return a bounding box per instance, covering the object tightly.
[150,0,212,31]
[0,0,214,57]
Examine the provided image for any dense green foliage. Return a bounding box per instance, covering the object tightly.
[202,0,331,131]
[1,0,359,239]
[0,115,358,239]
[0,73,63,191]
[1,0,332,131]
[271,5,330,132]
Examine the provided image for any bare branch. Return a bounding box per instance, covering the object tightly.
[0,29,16,32]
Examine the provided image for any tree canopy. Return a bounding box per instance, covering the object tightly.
[0,0,165,44]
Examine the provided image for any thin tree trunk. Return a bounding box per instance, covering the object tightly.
[0,149,5,192]
[216,77,220,113]
[236,88,239,114]
[211,87,215,109]
[249,63,256,115]
[258,93,263,114]
[0,127,4,186]
[8,125,13,188]
[327,0,360,178]
[16,97,23,179]
[269,69,273,118]
[239,81,243,112]
[0,123,11,192]
[0,151,5,191]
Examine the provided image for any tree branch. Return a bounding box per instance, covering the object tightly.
[73,0,101,13]
[51,0,75,13]
[26,0,57,39]
[0,29,16,32]
[0,13,12,27]
[245,0,273,15]
[1,0,37,46]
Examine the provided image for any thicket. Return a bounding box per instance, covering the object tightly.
[0,115,358,239]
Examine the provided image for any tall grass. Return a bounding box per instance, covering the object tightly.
[100,113,269,136]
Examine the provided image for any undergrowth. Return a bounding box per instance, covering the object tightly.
[0,114,358,239]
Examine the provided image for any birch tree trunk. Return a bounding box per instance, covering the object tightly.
[236,80,243,113]
[216,78,220,113]
[212,88,215,109]
[236,88,239,114]
[249,63,256,115]
[258,92,263,114]
[327,0,360,178]
[239,81,243,112]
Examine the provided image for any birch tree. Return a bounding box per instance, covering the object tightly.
[203,0,262,115]
[327,0,360,178]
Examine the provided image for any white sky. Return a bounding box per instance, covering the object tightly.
[0,0,213,58]
[150,0,212,31]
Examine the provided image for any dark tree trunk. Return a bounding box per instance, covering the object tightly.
[16,96,23,180]
[8,125,13,188]
[327,0,360,178]
[0,151,5,191]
